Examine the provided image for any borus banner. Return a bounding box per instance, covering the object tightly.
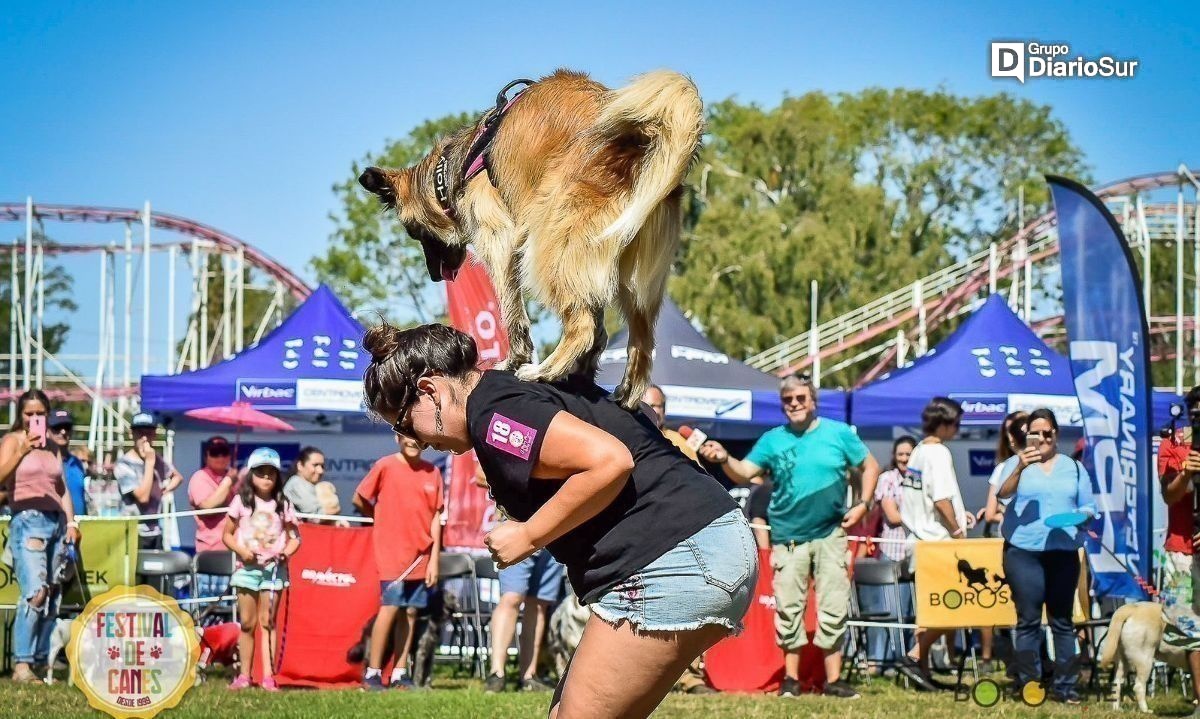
[1048,175,1152,599]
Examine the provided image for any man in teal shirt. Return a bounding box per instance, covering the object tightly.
[700,373,879,699]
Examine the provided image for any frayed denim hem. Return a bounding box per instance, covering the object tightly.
[590,602,744,637]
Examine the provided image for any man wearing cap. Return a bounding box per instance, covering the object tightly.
[114,412,183,549]
[189,436,238,598]
[48,410,87,520]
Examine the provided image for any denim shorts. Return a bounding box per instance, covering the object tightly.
[591,509,757,633]
[230,563,288,592]
[499,549,564,602]
[381,579,429,609]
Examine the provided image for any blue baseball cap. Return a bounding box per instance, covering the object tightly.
[131,412,158,429]
[247,447,281,471]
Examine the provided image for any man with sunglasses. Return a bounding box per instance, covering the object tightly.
[47,410,86,520]
[699,373,880,699]
[188,436,238,599]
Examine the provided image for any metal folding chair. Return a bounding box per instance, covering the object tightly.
[848,557,907,680]
[191,550,236,625]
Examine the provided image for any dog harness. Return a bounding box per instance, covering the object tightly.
[434,78,535,217]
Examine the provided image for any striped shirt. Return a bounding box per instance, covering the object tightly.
[874,468,910,562]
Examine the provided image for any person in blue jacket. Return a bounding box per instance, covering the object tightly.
[996,407,1095,704]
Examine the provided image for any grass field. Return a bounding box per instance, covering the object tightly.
[2,673,1197,719]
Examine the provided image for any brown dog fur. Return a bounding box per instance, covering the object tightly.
[359,69,703,408]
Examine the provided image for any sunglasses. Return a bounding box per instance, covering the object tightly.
[780,394,813,405]
[207,448,231,457]
[50,425,72,434]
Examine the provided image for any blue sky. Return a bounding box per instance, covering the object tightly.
[1,1,1197,374]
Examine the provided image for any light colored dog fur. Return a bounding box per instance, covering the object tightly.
[359,69,704,409]
[44,617,74,685]
[1099,601,1188,712]
[546,589,591,677]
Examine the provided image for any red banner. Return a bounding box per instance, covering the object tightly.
[705,547,826,693]
[275,524,381,688]
[442,450,496,550]
[446,255,509,369]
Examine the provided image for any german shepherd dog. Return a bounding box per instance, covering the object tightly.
[358,69,704,409]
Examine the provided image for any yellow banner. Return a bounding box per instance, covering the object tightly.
[0,518,139,606]
[914,538,1087,628]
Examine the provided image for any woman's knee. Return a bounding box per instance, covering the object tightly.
[240,614,258,634]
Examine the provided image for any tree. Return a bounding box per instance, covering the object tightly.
[313,113,475,326]
[670,89,1089,385]
[0,231,78,378]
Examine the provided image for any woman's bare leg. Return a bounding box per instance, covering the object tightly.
[549,616,729,719]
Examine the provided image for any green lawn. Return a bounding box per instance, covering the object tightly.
[2,674,1197,719]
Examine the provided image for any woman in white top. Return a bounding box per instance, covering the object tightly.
[981,411,1030,529]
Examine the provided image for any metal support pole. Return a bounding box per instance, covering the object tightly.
[236,247,245,354]
[123,222,132,415]
[988,243,998,295]
[915,280,928,356]
[808,280,820,387]
[90,249,109,452]
[199,248,209,368]
[8,239,17,421]
[143,201,151,380]
[168,244,177,374]
[896,329,908,368]
[221,254,232,359]
[1137,195,1151,314]
[1194,190,1200,385]
[1178,183,1186,394]
[35,243,44,388]
[23,197,32,389]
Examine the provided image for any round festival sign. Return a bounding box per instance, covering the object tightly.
[69,585,200,719]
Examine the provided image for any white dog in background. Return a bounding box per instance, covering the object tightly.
[44,617,75,685]
[1099,602,1188,712]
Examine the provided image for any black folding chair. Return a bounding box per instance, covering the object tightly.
[472,555,501,673]
[191,550,237,626]
[136,550,193,598]
[847,557,908,681]
[437,552,482,676]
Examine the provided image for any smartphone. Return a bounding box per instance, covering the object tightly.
[1025,431,1039,450]
[29,414,46,448]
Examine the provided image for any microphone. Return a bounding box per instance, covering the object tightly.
[678,424,708,452]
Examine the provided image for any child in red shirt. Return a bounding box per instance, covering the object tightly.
[353,433,444,689]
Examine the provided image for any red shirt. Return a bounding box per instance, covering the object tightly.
[356,455,444,581]
[1159,433,1194,555]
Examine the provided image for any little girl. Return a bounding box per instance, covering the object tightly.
[222,447,299,691]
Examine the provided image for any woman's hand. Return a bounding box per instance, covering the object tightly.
[485,521,538,569]
[15,430,36,455]
[238,548,256,565]
[425,562,440,588]
[1185,451,1200,475]
[65,524,81,544]
[1016,446,1041,468]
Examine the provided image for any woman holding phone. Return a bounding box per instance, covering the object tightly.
[0,389,81,683]
[996,408,1095,704]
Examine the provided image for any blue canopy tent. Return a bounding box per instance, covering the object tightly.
[595,299,847,440]
[851,294,1181,429]
[141,284,368,414]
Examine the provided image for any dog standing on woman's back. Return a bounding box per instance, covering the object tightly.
[359,69,703,409]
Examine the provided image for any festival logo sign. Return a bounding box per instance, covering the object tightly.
[69,585,200,719]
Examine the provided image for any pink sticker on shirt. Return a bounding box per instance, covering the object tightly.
[485,413,537,461]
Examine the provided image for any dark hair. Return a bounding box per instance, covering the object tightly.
[921,396,963,436]
[297,446,324,465]
[362,322,479,419]
[239,464,289,520]
[9,389,52,433]
[1187,385,1200,412]
[891,435,918,470]
[996,410,1029,462]
[1027,407,1060,433]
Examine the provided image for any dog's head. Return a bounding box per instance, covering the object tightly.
[358,144,469,283]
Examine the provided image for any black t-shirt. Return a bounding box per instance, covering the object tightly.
[467,370,738,604]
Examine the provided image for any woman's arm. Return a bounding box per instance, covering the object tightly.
[485,412,634,567]
[881,496,903,527]
[983,484,1005,524]
[0,432,30,487]
[997,448,1038,499]
[222,516,253,564]
[195,475,235,509]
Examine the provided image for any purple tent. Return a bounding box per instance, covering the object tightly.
[140,285,367,414]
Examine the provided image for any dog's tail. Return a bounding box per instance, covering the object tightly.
[591,70,704,245]
[1098,604,1132,668]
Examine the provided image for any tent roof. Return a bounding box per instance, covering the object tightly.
[140,284,367,413]
[852,295,1077,427]
[595,299,846,437]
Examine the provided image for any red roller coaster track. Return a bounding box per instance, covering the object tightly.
[0,202,312,300]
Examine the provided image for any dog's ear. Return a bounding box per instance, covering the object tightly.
[358,166,399,206]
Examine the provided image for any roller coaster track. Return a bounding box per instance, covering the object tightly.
[744,170,1199,386]
[0,202,311,300]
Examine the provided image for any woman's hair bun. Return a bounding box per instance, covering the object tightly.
[363,322,403,363]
